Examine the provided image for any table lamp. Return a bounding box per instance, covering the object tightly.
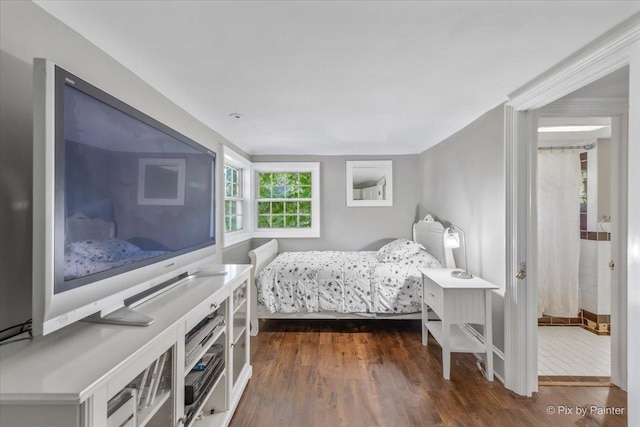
[443,225,473,279]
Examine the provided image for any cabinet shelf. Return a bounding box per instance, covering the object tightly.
[185,325,226,374]
[185,372,226,427]
[138,389,171,427]
[233,298,247,315]
[426,321,486,354]
[232,326,246,345]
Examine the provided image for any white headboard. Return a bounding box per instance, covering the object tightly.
[413,218,456,268]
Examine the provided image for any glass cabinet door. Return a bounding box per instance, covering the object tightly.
[108,346,174,427]
[230,282,248,388]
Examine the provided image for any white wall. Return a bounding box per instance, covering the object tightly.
[418,104,506,286]
[0,1,242,330]
[579,240,599,313]
[418,104,506,376]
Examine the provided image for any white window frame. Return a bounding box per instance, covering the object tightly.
[223,147,253,247]
[253,162,320,238]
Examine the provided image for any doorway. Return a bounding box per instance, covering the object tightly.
[503,44,634,396]
[536,116,614,384]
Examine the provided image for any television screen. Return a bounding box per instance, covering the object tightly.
[56,77,215,294]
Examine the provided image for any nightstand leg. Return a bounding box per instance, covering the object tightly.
[485,290,494,381]
[442,321,450,380]
[422,304,429,346]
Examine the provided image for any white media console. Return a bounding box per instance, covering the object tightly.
[0,264,252,427]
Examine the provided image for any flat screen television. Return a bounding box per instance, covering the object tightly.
[32,59,217,336]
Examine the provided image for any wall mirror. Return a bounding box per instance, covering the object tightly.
[346,160,393,207]
[138,158,186,205]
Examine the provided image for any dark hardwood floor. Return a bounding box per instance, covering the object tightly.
[229,320,627,427]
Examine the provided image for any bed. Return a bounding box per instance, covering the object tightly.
[248,218,455,335]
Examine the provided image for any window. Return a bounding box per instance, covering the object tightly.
[253,162,320,238]
[223,148,252,247]
[224,165,243,232]
[257,172,312,229]
[580,152,587,231]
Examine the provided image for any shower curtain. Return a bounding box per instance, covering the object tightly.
[537,150,580,317]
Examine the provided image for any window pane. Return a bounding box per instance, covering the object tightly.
[299,201,311,214]
[272,202,284,214]
[299,172,311,186]
[225,166,233,182]
[259,173,272,187]
[272,215,284,228]
[273,186,285,198]
[258,202,271,214]
[232,168,238,183]
[258,215,271,228]
[299,186,311,198]
[285,185,298,198]
[236,215,243,230]
[285,202,298,214]
[285,216,297,227]
[230,201,236,215]
[229,216,237,231]
[225,182,233,197]
[259,186,272,198]
[225,216,231,232]
[273,173,287,186]
[286,172,298,185]
[299,215,311,228]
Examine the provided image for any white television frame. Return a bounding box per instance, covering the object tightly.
[32,59,217,336]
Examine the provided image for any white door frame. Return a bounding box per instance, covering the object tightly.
[503,14,639,398]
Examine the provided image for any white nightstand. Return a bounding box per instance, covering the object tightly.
[419,268,499,381]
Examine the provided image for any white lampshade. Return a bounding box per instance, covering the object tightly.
[443,230,460,249]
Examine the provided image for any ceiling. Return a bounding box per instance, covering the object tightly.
[538,117,612,146]
[34,1,640,156]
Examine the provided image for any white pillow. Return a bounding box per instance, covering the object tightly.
[377,239,425,263]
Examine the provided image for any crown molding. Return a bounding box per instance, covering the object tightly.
[508,13,639,111]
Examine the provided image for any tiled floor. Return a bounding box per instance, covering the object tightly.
[538,326,610,376]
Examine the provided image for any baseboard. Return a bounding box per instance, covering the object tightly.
[463,323,506,384]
